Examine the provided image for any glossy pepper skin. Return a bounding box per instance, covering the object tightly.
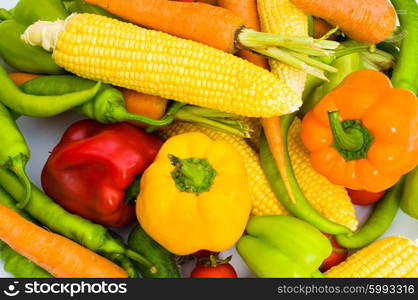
[0,0,66,74]
[237,215,332,278]
[41,119,162,228]
[137,132,251,255]
[301,69,418,192]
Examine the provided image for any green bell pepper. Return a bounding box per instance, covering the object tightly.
[237,215,332,278]
[0,0,67,74]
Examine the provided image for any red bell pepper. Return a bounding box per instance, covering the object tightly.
[41,120,162,228]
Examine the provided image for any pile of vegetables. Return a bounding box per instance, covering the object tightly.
[0,0,417,279]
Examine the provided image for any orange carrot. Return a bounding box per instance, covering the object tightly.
[217,0,269,69]
[290,0,396,44]
[8,72,41,86]
[0,204,128,278]
[176,0,218,4]
[223,0,293,193]
[85,0,340,76]
[312,17,333,39]
[85,0,243,53]
[121,88,168,128]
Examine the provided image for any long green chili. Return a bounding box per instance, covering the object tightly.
[0,65,100,117]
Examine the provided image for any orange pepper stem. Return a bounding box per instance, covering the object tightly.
[328,110,374,161]
[169,155,217,194]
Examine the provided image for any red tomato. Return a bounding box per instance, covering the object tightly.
[190,263,238,278]
[320,234,348,272]
[347,188,386,206]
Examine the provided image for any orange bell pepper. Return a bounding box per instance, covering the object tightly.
[301,70,418,192]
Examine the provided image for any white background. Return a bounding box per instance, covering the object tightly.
[0,0,417,278]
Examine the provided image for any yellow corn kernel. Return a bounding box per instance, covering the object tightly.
[23,13,300,118]
[326,236,418,278]
[289,118,358,231]
[257,0,308,96]
[159,122,288,216]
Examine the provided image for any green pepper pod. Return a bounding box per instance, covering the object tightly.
[336,179,404,248]
[390,0,418,94]
[13,0,68,26]
[400,168,418,219]
[0,0,67,74]
[0,167,156,275]
[128,224,180,278]
[0,20,64,74]
[20,75,250,137]
[0,65,101,117]
[0,241,53,278]
[0,186,52,278]
[237,215,331,278]
[0,102,31,209]
[259,115,352,235]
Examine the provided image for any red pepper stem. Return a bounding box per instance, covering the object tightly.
[8,155,31,209]
[125,249,157,274]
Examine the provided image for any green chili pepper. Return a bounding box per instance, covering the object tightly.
[0,241,53,278]
[0,102,31,209]
[20,75,250,137]
[0,0,67,74]
[0,8,12,20]
[390,0,418,94]
[393,0,418,219]
[400,169,418,219]
[13,0,67,26]
[128,225,180,278]
[237,215,331,278]
[0,65,101,117]
[0,168,157,275]
[259,115,352,235]
[0,186,52,278]
[0,20,64,74]
[103,232,138,278]
[336,179,404,248]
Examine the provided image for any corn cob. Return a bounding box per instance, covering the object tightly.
[22,13,301,118]
[257,0,308,96]
[159,121,289,216]
[289,118,358,231]
[326,236,418,278]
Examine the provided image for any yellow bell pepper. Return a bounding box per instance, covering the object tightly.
[136,132,251,255]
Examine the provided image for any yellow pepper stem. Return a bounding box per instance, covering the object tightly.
[169,155,217,195]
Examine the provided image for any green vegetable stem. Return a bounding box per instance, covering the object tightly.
[0,102,31,209]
